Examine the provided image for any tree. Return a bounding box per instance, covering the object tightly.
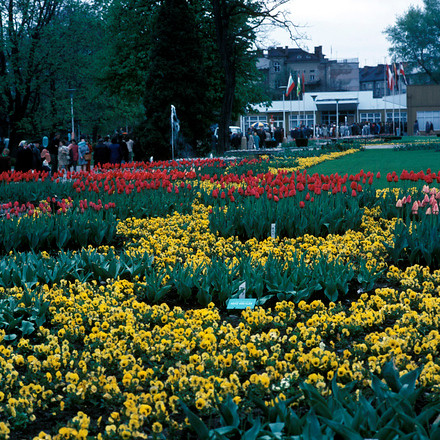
[385,0,440,84]
[103,0,291,159]
[141,0,213,159]
[0,0,129,151]
[0,0,67,148]
[209,0,294,155]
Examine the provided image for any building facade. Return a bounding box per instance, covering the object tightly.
[407,84,440,135]
[252,45,440,138]
[260,46,359,100]
[240,90,407,135]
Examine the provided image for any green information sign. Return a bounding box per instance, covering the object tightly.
[226,298,257,310]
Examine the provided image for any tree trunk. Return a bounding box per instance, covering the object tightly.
[211,0,236,156]
[218,71,236,156]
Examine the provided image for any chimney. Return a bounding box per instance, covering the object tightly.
[314,46,323,58]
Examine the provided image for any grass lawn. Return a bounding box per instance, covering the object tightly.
[308,149,440,188]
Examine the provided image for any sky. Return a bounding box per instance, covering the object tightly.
[267,0,426,67]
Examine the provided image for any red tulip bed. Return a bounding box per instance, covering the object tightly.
[1,152,440,439]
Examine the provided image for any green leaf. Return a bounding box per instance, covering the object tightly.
[242,419,262,440]
[20,320,35,336]
[180,402,210,440]
[323,418,364,440]
[382,361,401,393]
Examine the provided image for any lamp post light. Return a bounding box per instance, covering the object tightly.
[335,99,340,138]
[311,95,317,138]
[67,89,76,140]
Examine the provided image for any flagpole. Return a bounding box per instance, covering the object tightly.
[392,64,395,135]
[398,73,402,136]
[303,93,306,130]
[383,60,387,132]
[289,93,292,137]
[283,93,286,137]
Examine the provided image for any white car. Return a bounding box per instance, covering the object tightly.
[214,126,242,139]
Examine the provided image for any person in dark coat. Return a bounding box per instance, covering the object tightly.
[119,137,129,163]
[15,141,34,172]
[93,139,110,166]
[0,148,11,172]
[108,137,122,164]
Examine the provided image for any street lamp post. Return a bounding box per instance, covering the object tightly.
[335,99,340,138]
[67,89,76,140]
[311,95,317,138]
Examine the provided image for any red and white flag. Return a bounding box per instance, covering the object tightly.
[286,73,295,97]
[386,64,395,90]
[399,63,408,85]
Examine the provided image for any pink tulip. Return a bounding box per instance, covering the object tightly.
[426,207,432,215]
[412,201,419,214]
[433,203,439,215]
[396,199,403,208]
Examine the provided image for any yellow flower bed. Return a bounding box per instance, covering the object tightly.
[269,149,358,174]
[117,203,391,272]
[1,279,440,439]
[2,155,440,438]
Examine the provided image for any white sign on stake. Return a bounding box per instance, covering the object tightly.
[239,281,246,298]
[271,223,276,239]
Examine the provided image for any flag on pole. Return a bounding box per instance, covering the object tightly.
[297,74,301,97]
[393,63,399,90]
[399,63,408,85]
[301,72,305,94]
[386,64,395,90]
[286,73,295,97]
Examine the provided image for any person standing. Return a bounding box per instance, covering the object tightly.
[58,140,70,171]
[68,140,79,171]
[119,136,129,163]
[40,143,51,174]
[0,148,11,172]
[108,137,122,164]
[49,133,60,172]
[426,121,431,134]
[93,138,110,167]
[126,137,134,162]
[77,138,89,171]
[252,131,260,150]
[15,140,33,172]
[413,120,419,135]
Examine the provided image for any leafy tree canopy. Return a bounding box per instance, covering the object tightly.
[385,0,440,84]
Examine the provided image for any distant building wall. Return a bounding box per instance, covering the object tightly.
[407,84,440,135]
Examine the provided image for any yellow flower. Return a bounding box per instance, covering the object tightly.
[195,398,207,410]
[152,422,163,433]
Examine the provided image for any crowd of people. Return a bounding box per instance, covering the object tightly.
[236,120,411,151]
[0,132,135,174]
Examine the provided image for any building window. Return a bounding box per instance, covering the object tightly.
[416,111,438,130]
[244,116,267,131]
[360,112,382,123]
[274,79,281,89]
[310,74,315,80]
[386,112,407,123]
[289,114,314,129]
[273,61,280,72]
[272,115,284,128]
